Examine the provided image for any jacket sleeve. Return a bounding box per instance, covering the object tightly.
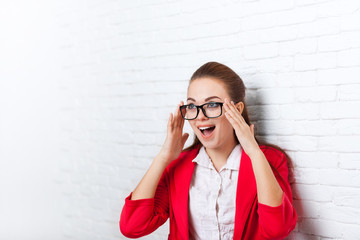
[257,149,297,239]
[119,169,170,238]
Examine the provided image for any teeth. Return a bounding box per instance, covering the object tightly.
[199,126,213,130]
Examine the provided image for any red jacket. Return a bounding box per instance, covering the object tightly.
[120,145,297,239]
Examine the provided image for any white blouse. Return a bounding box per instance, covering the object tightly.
[188,144,242,240]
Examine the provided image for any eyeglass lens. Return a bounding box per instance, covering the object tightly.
[181,103,222,120]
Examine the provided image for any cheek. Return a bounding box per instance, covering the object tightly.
[219,117,234,132]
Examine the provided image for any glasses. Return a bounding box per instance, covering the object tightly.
[179,102,224,120]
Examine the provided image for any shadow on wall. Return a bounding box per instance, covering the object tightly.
[244,75,301,237]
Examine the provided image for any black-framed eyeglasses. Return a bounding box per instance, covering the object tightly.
[179,102,224,120]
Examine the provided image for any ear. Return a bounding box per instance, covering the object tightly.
[235,102,244,114]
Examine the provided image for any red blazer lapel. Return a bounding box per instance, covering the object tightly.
[170,147,199,240]
[233,150,257,239]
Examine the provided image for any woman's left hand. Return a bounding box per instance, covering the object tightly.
[223,98,260,157]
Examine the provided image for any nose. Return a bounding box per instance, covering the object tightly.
[197,108,208,120]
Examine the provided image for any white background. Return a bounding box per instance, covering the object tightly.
[1,0,360,239]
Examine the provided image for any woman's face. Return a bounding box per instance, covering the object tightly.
[186,77,238,150]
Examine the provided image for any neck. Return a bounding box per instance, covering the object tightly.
[205,138,237,172]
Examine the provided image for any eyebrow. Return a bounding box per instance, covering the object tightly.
[187,96,221,102]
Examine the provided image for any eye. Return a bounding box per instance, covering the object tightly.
[207,102,220,108]
[187,104,196,109]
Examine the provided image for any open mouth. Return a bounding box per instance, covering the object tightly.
[198,126,216,137]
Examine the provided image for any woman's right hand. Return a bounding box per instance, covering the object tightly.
[158,101,189,165]
[131,101,189,200]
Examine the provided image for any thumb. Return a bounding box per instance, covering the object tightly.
[181,133,189,146]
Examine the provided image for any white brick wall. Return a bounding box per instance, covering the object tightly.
[2,0,360,239]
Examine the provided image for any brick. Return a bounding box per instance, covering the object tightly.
[276,71,318,87]
[247,105,281,120]
[256,135,279,147]
[337,119,360,135]
[295,86,337,102]
[320,101,360,119]
[319,136,360,153]
[294,151,338,168]
[292,184,332,202]
[259,25,298,43]
[236,30,262,46]
[318,203,360,224]
[257,56,294,72]
[295,0,328,6]
[293,199,320,218]
[298,219,344,238]
[331,186,360,208]
[343,223,360,239]
[243,43,278,60]
[295,119,337,136]
[340,12,360,31]
[246,89,257,105]
[257,0,295,13]
[182,20,242,40]
[242,7,320,31]
[285,232,318,240]
[339,84,360,100]
[319,32,360,52]
[317,67,360,85]
[294,52,337,71]
[279,38,317,56]
[224,1,259,18]
[244,73,277,88]
[338,48,360,67]
[256,88,295,104]
[316,1,342,18]
[256,120,295,135]
[296,17,340,38]
[293,168,319,184]
[280,103,319,120]
[338,153,360,170]
[278,135,318,151]
[318,168,360,187]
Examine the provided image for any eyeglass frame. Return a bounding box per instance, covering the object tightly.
[179,101,227,120]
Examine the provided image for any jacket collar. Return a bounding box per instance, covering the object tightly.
[233,150,257,239]
[172,146,200,240]
[173,145,257,240]
[192,144,242,171]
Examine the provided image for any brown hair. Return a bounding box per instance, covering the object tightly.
[183,62,294,181]
[184,61,253,150]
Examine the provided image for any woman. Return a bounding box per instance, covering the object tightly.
[120,62,297,239]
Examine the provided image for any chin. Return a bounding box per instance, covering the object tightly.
[196,136,220,149]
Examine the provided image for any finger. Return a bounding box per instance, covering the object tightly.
[250,124,255,135]
[224,100,235,114]
[226,100,245,124]
[225,102,243,124]
[231,101,244,117]
[224,110,238,127]
[181,133,189,146]
[224,99,247,127]
[224,99,238,113]
[179,101,185,128]
[177,102,185,128]
[173,103,181,128]
[225,111,241,132]
[223,99,235,115]
[168,113,174,133]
